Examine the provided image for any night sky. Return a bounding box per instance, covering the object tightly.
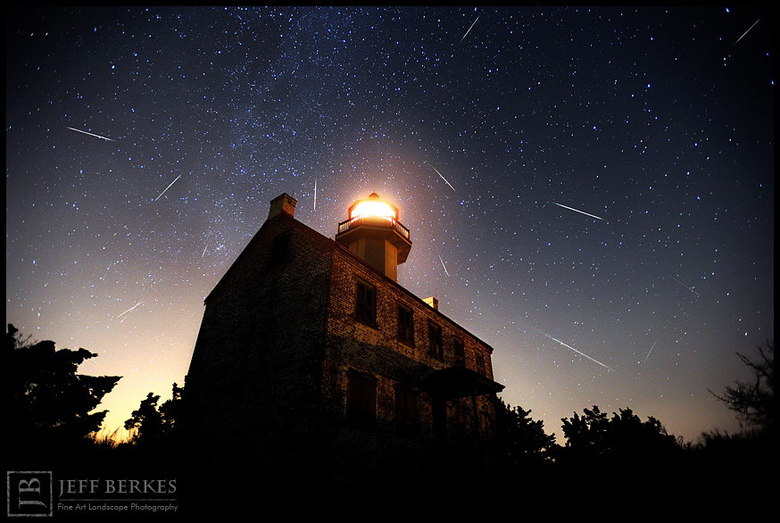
[6,6,775,443]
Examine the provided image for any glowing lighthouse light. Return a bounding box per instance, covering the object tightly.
[348,193,398,222]
[336,192,412,281]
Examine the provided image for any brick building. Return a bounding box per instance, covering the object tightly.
[184,192,504,486]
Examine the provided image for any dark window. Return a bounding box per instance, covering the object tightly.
[394,384,418,436]
[475,353,486,376]
[270,232,291,266]
[452,338,465,365]
[346,371,377,428]
[355,280,377,326]
[428,323,443,360]
[480,412,493,441]
[397,304,414,346]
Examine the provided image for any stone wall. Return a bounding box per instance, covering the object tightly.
[186,214,333,481]
[319,246,499,481]
[184,210,501,485]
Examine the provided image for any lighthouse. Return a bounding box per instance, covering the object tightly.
[184,191,503,489]
[335,192,412,282]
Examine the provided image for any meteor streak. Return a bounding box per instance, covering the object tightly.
[66,126,116,142]
[154,175,182,202]
[460,16,480,42]
[544,333,614,372]
[202,244,208,258]
[115,301,143,319]
[522,322,614,371]
[553,202,604,221]
[643,340,657,363]
[734,18,760,45]
[438,255,450,277]
[673,277,700,297]
[431,166,456,191]
[313,177,318,211]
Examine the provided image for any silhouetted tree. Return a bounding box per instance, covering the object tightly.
[4,324,121,445]
[494,399,557,470]
[695,341,778,488]
[125,393,164,445]
[558,405,609,464]
[558,406,680,468]
[710,340,775,437]
[159,382,184,433]
[124,382,185,447]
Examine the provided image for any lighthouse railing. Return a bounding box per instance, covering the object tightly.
[337,216,410,241]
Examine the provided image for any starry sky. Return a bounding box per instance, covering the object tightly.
[6,6,775,444]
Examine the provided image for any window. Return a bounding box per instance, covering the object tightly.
[397,304,414,346]
[452,338,465,365]
[428,323,443,360]
[346,371,377,428]
[480,412,494,441]
[394,384,418,436]
[270,232,291,266]
[355,280,376,326]
[475,353,486,376]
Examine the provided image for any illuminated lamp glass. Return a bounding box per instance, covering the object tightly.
[348,194,397,221]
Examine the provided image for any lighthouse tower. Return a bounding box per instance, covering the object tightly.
[335,192,412,282]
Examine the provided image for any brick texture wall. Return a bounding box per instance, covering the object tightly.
[185,210,501,484]
[186,213,333,480]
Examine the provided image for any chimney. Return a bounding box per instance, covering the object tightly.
[423,297,439,310]
[268,193,297,219]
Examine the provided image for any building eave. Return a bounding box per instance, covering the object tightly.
[419,366,505,400]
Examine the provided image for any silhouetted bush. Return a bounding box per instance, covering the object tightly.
[4,324,121,453]
[556,406,682,472]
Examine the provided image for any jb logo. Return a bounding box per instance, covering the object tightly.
[6,471,52,517]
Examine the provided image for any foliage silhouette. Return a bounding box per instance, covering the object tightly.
[493,398,557,469]
[6,318,776,506]
[557,405,680,469]
[125,382,185,448]
[695,340,778,494]
[4,323,121,446]
[710,340,775,437]
[125,392,165,445]
[161,382,185,431]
